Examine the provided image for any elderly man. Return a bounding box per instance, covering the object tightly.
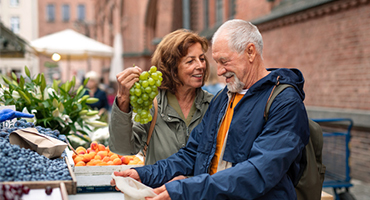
[111,19,310,200]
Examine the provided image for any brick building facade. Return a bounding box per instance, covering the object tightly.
[94,0,370,182]
[37,0,109,83]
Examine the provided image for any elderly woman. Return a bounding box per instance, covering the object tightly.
[109,29,214,165]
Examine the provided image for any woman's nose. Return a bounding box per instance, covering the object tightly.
[196,59,205,69]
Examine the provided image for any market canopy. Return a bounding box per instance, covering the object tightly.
[30,29,113,59]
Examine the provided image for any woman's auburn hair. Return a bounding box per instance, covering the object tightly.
[151,29,210,94]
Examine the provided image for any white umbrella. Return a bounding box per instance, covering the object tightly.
[31,29,113,59]
[30,29,113,80]
[109,33,123,82]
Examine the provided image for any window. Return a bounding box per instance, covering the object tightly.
[10,16,20,33]
[10,0,19,7]
[203,0,209,29]
[77,4,85,21]
[62,4,70,22]
[216,0,223,25]
[47,4,55,22]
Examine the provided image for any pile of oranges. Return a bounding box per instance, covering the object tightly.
[72,141,144,166]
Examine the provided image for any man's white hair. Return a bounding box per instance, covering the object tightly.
[212,19,263,56]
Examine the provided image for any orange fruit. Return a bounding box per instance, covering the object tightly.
[97,151,108,158]
[121,156,130,165]
[133,156,141,162]
[97,162,108,166]
[128,158,141,165]
[76,161,86,166]
[74,155,84,164]
[76,146,86,152]
[83,153,93,162]
[76,147,87,154]
[102,156,110,163]
[126,155,135,161]
[113,158,122,165]
[97,144,106,151]
[89,152,97,158]
[107,161,114,165]
[108,151,115,157]
[110,154,119,161]
[90,141,99,151]
[86,162,96,166]
[94,155,102,160]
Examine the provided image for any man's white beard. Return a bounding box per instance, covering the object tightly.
[225,72,245,93]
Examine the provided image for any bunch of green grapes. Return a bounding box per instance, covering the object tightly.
[129,66,163,124]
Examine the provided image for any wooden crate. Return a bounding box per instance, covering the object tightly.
[2,157,77,195]
[74,164,143,193]
[321,191,334,200]
[1,182,69,200]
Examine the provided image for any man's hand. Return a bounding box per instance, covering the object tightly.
[0,109,34,122]
[144,175,185,199]
[145,185,171,200]
[168,175,187,182]
[110,169,141,191]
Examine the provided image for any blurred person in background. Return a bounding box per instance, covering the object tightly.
[202,65,225,95]
[109,29,214,165]
[84,71,110,118]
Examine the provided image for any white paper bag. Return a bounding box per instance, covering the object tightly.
[111,173,157,200]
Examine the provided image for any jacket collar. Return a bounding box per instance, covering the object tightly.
[157,89,212,114]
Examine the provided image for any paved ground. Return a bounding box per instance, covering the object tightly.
[323,179,370,200]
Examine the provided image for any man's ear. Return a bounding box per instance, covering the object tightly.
[246,43,256,62]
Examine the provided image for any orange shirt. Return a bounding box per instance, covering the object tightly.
[209,93,244,175]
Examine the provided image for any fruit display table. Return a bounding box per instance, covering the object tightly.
[65,148,143,194]
[68,192,125,200]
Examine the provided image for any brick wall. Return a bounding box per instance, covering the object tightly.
[256,1,370,183]
[235,0,271,20]
[261,3,370,110]
[37,0,99,82]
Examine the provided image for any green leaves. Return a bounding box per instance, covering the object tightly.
[25,66,31,77]
[0,66,106,140]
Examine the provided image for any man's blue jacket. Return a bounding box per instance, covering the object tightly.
[135,68,310,199]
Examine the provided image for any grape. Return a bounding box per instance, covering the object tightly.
[45,186,53,195]
[130,66,163,124]
[148,78,155,85]
[150,66,157,73]
[144,87,152,94]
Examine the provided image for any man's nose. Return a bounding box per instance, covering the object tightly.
[217,65,226,76]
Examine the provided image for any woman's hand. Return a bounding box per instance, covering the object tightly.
[145,185,171,200]
[116,66,142,112]
[110,169,141,192]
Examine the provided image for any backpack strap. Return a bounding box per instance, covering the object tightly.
[143,97,158,157]
[263,79,307,187]
[264,77,294,121]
